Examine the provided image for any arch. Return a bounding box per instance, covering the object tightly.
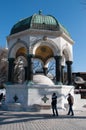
[8,39,29,58]
[61,55,66,66]
[16,47,27,57]
[32,39,60,56]
[62,44,73,61]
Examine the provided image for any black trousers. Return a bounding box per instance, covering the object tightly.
[52,105,58,116]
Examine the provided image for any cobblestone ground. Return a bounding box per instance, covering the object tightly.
[0,110,86,130]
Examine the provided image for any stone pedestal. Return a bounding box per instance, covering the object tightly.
[3,83,74,111]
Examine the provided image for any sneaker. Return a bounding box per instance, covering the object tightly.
[71,114,74,116]
[67,113,70,115]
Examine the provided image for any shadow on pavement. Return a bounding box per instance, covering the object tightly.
[0,110,86,125]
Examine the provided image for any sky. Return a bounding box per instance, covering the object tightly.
[0,0,86,72]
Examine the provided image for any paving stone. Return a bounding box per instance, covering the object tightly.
[0,110,86,130]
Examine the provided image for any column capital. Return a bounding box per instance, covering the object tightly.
[8,57,15,61]
[27,54,33,58]
[54,55,62,60]
[66,61,73,65]
[61,65,64,68]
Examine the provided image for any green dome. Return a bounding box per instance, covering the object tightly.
[10,11,70,37]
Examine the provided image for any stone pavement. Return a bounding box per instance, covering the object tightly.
[0,109,86,130]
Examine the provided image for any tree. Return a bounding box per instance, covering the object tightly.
[0,48,8,88]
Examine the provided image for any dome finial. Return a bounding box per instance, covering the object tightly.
[39,10,42,15]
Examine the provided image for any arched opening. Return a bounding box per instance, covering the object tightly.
[35,45,54,63]
[16,47,27,58]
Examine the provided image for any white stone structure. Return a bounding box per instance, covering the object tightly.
[4,75,74,111]
[4,11,74,111]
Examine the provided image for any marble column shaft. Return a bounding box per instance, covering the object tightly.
[8,58,15,82]
[54,56,62,84]
[66,61,72,85]
[27,54,33,81]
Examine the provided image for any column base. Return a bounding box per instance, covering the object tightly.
[55,81,63,85]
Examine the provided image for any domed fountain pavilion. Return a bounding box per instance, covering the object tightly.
[4,11,74,111]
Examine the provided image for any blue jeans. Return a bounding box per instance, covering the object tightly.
[68,104,74,115]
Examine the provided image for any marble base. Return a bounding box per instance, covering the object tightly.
[3,83,74,111]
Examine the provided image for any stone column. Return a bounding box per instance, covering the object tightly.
[66,61,72,85]
[27,54,33,81]
[54,56,62,84]
[8,58,15,82]
[43,67,47,76]
[61,65,64,84]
